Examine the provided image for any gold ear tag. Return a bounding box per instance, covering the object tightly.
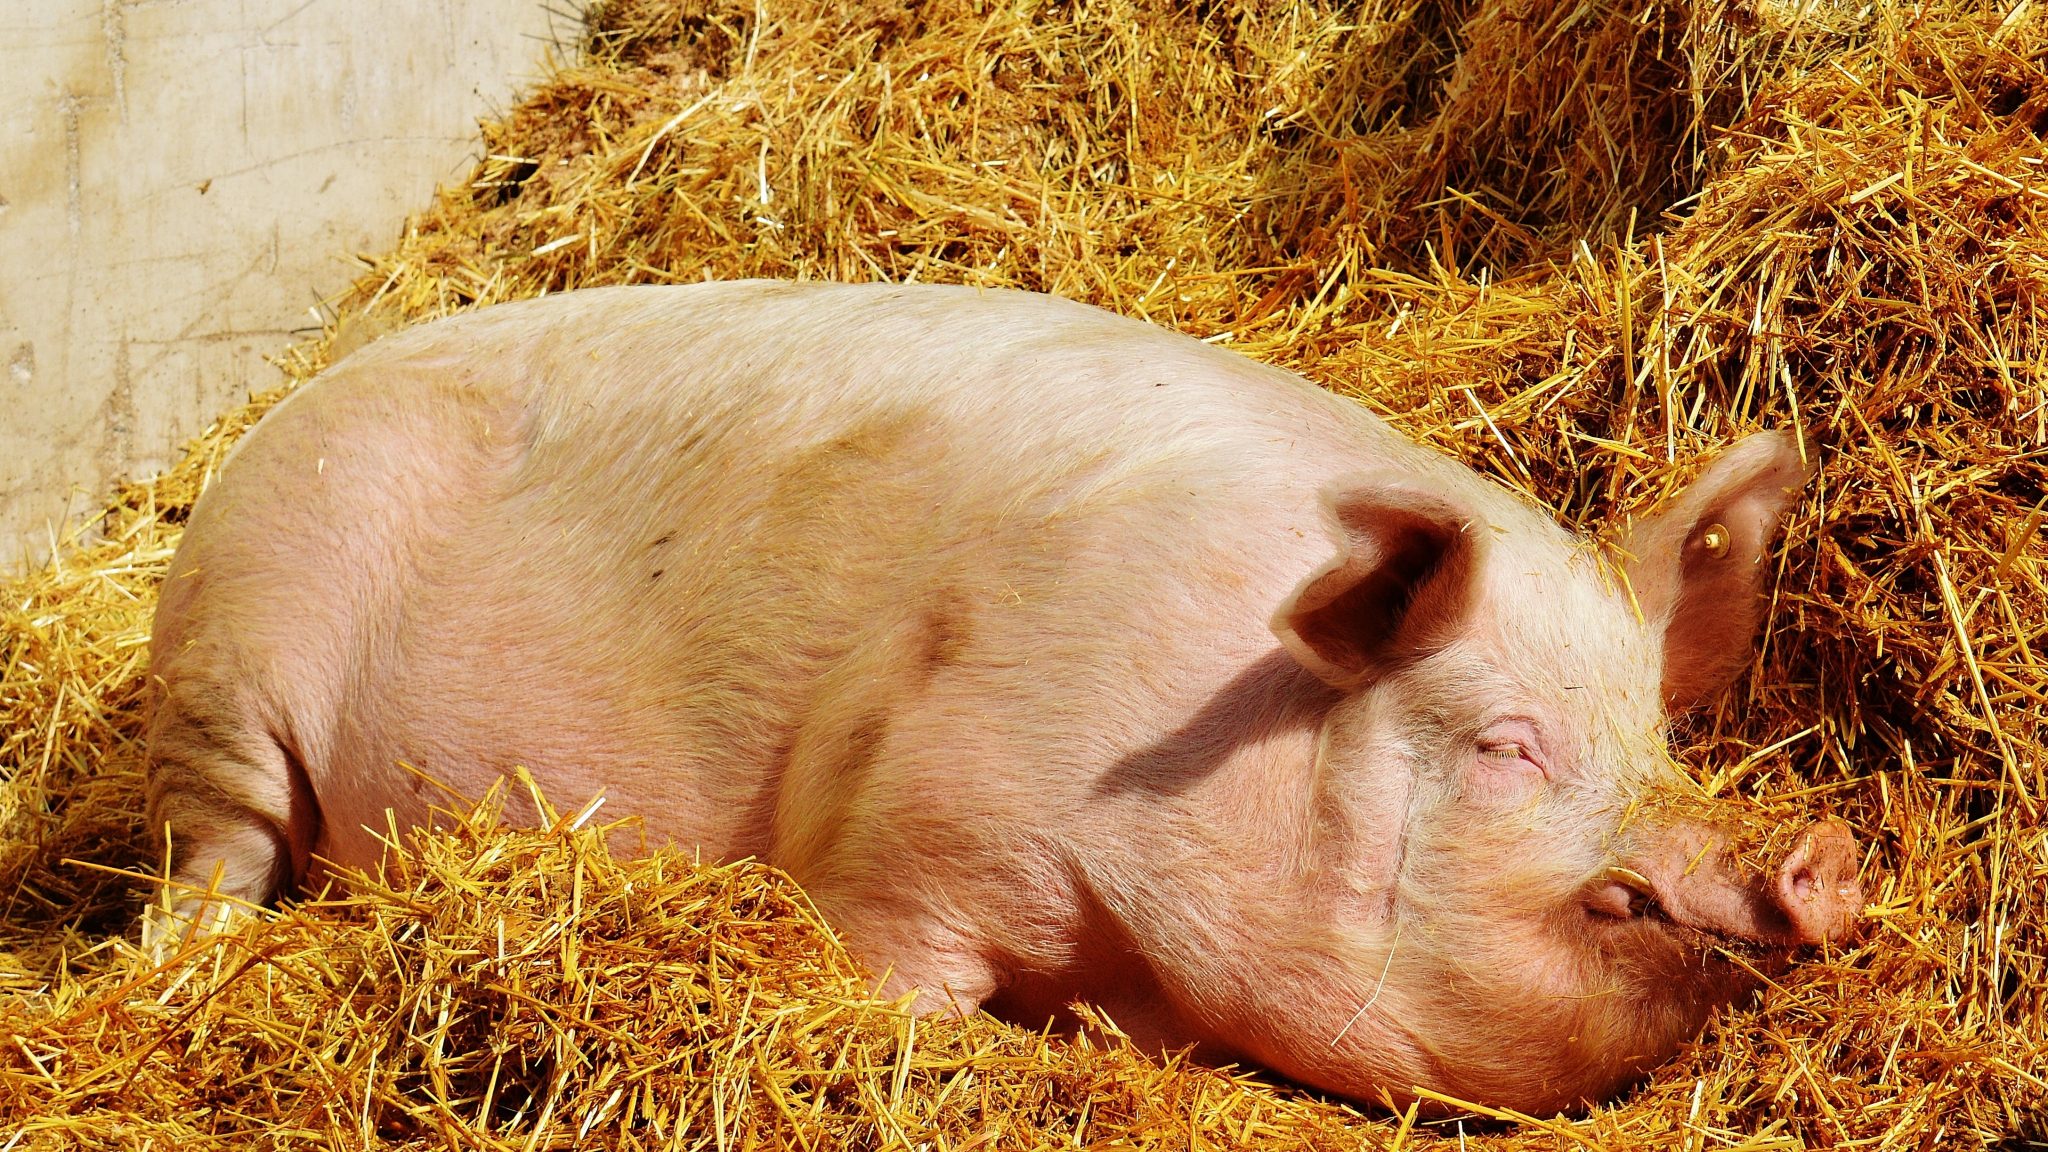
[1699,523,1730,558]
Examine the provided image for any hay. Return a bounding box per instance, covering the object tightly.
[3,0,2045,1145]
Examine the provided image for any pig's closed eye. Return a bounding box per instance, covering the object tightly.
[1474,720,1549,782]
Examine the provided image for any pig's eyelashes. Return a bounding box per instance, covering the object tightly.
[1475,744,1546,784]
[1474,719,1549,780]
[1477,743,1536,773]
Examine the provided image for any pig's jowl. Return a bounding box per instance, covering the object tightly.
[144,281,1861,1113]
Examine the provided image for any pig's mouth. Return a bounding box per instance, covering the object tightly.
[1584,870,1778,957]
[1580,818,1864,954]
[1582,866,1727,946]
[1586,864,1660,920]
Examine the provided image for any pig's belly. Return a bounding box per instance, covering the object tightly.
[307,715,775,880]
[302,577,793,878]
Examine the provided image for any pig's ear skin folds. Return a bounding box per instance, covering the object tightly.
[1623,430,1811,711]
[1272,477,1484,690]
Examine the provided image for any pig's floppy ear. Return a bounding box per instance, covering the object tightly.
[1620,430,1810,711]
[1272,477,1483,689]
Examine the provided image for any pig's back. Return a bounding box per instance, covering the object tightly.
[162,282,1455,874]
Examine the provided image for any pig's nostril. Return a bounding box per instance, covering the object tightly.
[1788,866,1815,900]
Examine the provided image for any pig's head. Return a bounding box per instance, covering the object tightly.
[1242,430,1861,1113]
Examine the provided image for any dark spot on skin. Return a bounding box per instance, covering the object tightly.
[919,595,969,677]
[650,569,665,580]
[650,533,675,548]
[842,714,890,777]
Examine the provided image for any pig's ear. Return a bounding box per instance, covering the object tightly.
[1621,431,1811,711]
[1272,478,1483,689]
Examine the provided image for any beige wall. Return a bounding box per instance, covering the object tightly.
[0,0,564,567]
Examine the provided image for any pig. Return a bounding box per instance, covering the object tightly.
[144,280,1861,1114]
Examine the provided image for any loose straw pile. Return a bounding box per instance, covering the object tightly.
[3,0,2044,1145]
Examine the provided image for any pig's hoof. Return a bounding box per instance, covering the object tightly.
[137,894,255,963]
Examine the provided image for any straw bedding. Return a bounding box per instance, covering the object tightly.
[2,0,2044,1146]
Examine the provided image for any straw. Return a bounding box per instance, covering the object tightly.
[3,0,2043,1145]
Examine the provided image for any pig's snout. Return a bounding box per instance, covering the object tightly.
[1771,819,1862,945]
[1586,817,1863,948]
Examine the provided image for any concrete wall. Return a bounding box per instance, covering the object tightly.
[0,0,567,567]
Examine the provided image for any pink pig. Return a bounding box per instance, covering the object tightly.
[145,281,1860,1112]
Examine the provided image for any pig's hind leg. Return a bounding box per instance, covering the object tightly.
[140,671,312,954]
